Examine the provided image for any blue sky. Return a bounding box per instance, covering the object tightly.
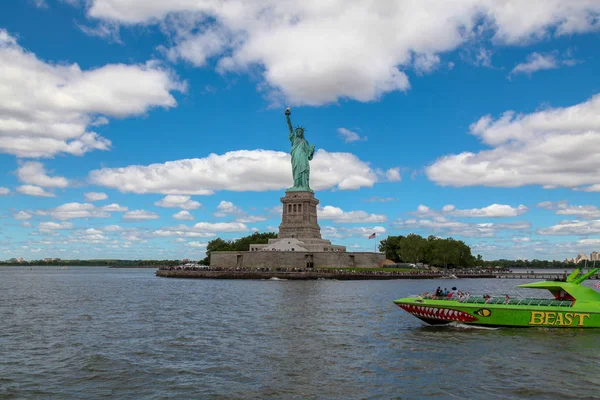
[1,0,600,261]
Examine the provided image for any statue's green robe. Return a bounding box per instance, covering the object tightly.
[289,133,314,190]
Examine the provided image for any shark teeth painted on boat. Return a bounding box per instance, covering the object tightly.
[398,304,478,323]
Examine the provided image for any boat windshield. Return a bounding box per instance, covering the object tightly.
[413,295,574,307]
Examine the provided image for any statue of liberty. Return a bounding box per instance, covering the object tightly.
[285,108,315,192]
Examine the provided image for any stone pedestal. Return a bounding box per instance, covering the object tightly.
[278,190,321,239]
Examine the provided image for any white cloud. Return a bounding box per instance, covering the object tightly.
[0,29,184,157]
[318,205,387,223]
[14,211,33,220]
[363,196,398,202]
[39,221,74,231]
[37,202,111,220]
[16,162,69,188]
[510,52,558,75]
[84,192,108,202]
[152,221,249,238]
[322,225,387,239]
[188,241,208,248]
[385,168,401,182]
[98,203,128,212]
[16,185,55,197]
[123,210,160,221]
[393,217,530,238]
[86,0,600,105]
[538,219,600,236]
[445,204,528,218]
[89,149,378,194]
[155,195,201,210]
[214,200,242,217]
[102,225,124,232]
[536,201,600,219]
[173,210,194,220]
[510,51,577,76]
[337,128,366,143]
[0,187,10,195]
[426,93,600,191]
[213,201,267,223]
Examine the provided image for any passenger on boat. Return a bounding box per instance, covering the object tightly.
[435,287,443,297]
[503,295,510,304]
[484,294,493,304]
[449,287,458,298]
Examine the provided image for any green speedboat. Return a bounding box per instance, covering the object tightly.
[394,268,600,328]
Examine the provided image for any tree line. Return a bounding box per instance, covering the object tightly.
[378,234,481,267]
[0,259,183,267]
[200,232,277,264]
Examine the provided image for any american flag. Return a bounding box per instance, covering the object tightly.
[368,233,376,239]
[595,281,600,289]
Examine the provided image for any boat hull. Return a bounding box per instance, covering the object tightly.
[394,298,600,328]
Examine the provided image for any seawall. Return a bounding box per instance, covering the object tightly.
[155,269,496,280]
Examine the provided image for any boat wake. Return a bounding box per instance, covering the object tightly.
[268,277,287,281]
[447,322,500,330]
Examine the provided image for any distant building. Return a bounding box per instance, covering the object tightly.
[590,251,600,262]
[575,253,589,264]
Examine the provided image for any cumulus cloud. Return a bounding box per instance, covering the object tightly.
[536,201,600,219]
[393,217,530,238]
[363,196,398,202]
[318,205,387,223]
[16,162,69,188]
[14,211,33,220]
[173,210,194,220]
[84,192,108,202]
[426,93,600,191]
[413,203,528,219]
[213,201,267,223]
[122,210,160,221]
[155,195,201,210]
[152,222,249,238]
[39,221,74,231]
[445,204,528,218]
[0,187,9,195]
[337,128,366,143]
[85,1,600,105]
[0,29,184,157]
[385,168,401,182]
[322,225,387,239]
[16,185,55,197]
[510,51,577,76]
[188,241,208,248]
[98,203,128,212]
[89,149,378,194]
[538,219,600,236]
[36,202,111,220]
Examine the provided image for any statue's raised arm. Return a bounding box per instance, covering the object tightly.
[285,108,294,141]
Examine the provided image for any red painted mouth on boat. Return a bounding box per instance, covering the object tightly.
[398,304,478,323]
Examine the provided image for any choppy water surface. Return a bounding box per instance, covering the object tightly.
[1,267,600,399]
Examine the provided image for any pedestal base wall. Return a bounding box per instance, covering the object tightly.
[210,251,385,269]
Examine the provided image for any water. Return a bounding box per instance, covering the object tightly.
[1,267,600,399]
